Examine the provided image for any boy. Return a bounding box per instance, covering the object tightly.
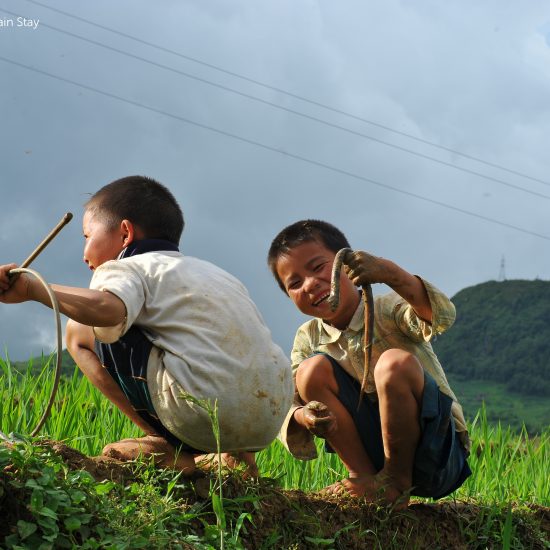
[267,219,471,507]
[0,176,293,475]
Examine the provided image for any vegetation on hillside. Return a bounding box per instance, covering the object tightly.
[433,279,550,397]
[11,349,77,379]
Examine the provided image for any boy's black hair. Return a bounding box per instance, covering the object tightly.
[267,219,351,292]
[85,175,184,244]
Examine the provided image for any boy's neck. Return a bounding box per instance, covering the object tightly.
[119,239,179,259]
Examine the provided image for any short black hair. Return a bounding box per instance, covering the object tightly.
[267,219,351,292]
[85,176,184,244]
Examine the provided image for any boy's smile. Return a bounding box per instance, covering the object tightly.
[276,240,360,329]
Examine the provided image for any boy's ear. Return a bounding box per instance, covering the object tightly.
[120,219,143,247]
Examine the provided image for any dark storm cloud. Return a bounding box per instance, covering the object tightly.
[1,0,549,360]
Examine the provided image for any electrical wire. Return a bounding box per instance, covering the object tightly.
[1,54,549,241]
[19,0,550,188]
[1,5,548,201]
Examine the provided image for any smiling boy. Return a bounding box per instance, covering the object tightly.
[0,176,293,474]
[268,219,471,507]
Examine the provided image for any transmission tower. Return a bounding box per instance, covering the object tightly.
[498,255,506,281]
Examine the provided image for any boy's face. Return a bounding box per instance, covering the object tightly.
[82,210,126,271]
[275,240,360,329]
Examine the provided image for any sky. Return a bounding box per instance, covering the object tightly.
[1,0,549,361]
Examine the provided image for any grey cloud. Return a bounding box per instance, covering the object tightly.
[1,0,549,360]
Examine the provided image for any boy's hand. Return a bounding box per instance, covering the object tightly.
[343,250,389,287]
[301,401,337,438]
[0,264,30,304]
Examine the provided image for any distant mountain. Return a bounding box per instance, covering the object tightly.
[433,279,550,397]
[431,279,550,433]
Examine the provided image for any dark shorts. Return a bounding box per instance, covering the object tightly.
[95,327,205,454]
[321,354,471,499]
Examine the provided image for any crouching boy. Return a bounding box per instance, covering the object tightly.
[267,219,471,507]
[0,176,293,475]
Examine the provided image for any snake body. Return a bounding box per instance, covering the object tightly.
[327,248,374,402]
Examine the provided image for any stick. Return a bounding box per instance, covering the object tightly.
[18,212,73,269]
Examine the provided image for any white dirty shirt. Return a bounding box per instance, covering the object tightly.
[280,278,470,460]
[90,252,293,452]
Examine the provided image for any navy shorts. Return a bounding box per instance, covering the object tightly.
[95,327,206,454]
[322,354,471,499]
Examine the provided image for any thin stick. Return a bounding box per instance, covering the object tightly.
[19,212,73,268]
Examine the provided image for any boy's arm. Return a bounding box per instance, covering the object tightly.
[344,251,432,322]
[0,264,125,327]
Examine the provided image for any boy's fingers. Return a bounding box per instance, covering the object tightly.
[350,251,374,271]
[0,263,19,276]
[303,406,337,436]
[312,415,333,427]
[305,400,329,417]
[344,251,385,285]
[302,401,338,436]
[343,265,364,286]
[0,264,19,290]
[311,418,337,437]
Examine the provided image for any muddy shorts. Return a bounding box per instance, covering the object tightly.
[95,326,205,454]
[321,354,471,499]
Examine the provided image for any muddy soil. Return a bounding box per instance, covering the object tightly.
[3,441,549,549]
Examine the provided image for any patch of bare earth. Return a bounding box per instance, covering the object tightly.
[4,441,550,549]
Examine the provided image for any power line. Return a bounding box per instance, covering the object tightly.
[21,0,550,188]
[3,7,549,201]
[1,54,549,242]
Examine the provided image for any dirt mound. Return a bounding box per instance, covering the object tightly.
[4,441,549,549]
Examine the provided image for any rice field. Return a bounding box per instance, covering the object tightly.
[1,354,548,506]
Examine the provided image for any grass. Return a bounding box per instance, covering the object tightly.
[1,355,549,548]
[448,377,549,435]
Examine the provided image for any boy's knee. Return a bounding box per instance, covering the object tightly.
[65,320,76,343]
[374,349,423,391]
[65,320,83,356]
[295,354,338,399]
[66,320,95,351]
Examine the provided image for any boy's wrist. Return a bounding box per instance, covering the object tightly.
[377,258,403,287]
[25,275,40,303]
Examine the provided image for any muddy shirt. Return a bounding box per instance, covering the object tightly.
[90,252,293,452]
[280,278,470,459]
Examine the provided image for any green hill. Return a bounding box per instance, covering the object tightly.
[432,279,550,433]
[12,349,77,377]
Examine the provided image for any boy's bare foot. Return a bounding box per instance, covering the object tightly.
[101,435,196,474]
[195,451,259,478]
[321,473,409,510]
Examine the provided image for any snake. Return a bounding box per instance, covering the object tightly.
[326,247,374,403]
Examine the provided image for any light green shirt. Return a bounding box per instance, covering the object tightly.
[281,278,470,459]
